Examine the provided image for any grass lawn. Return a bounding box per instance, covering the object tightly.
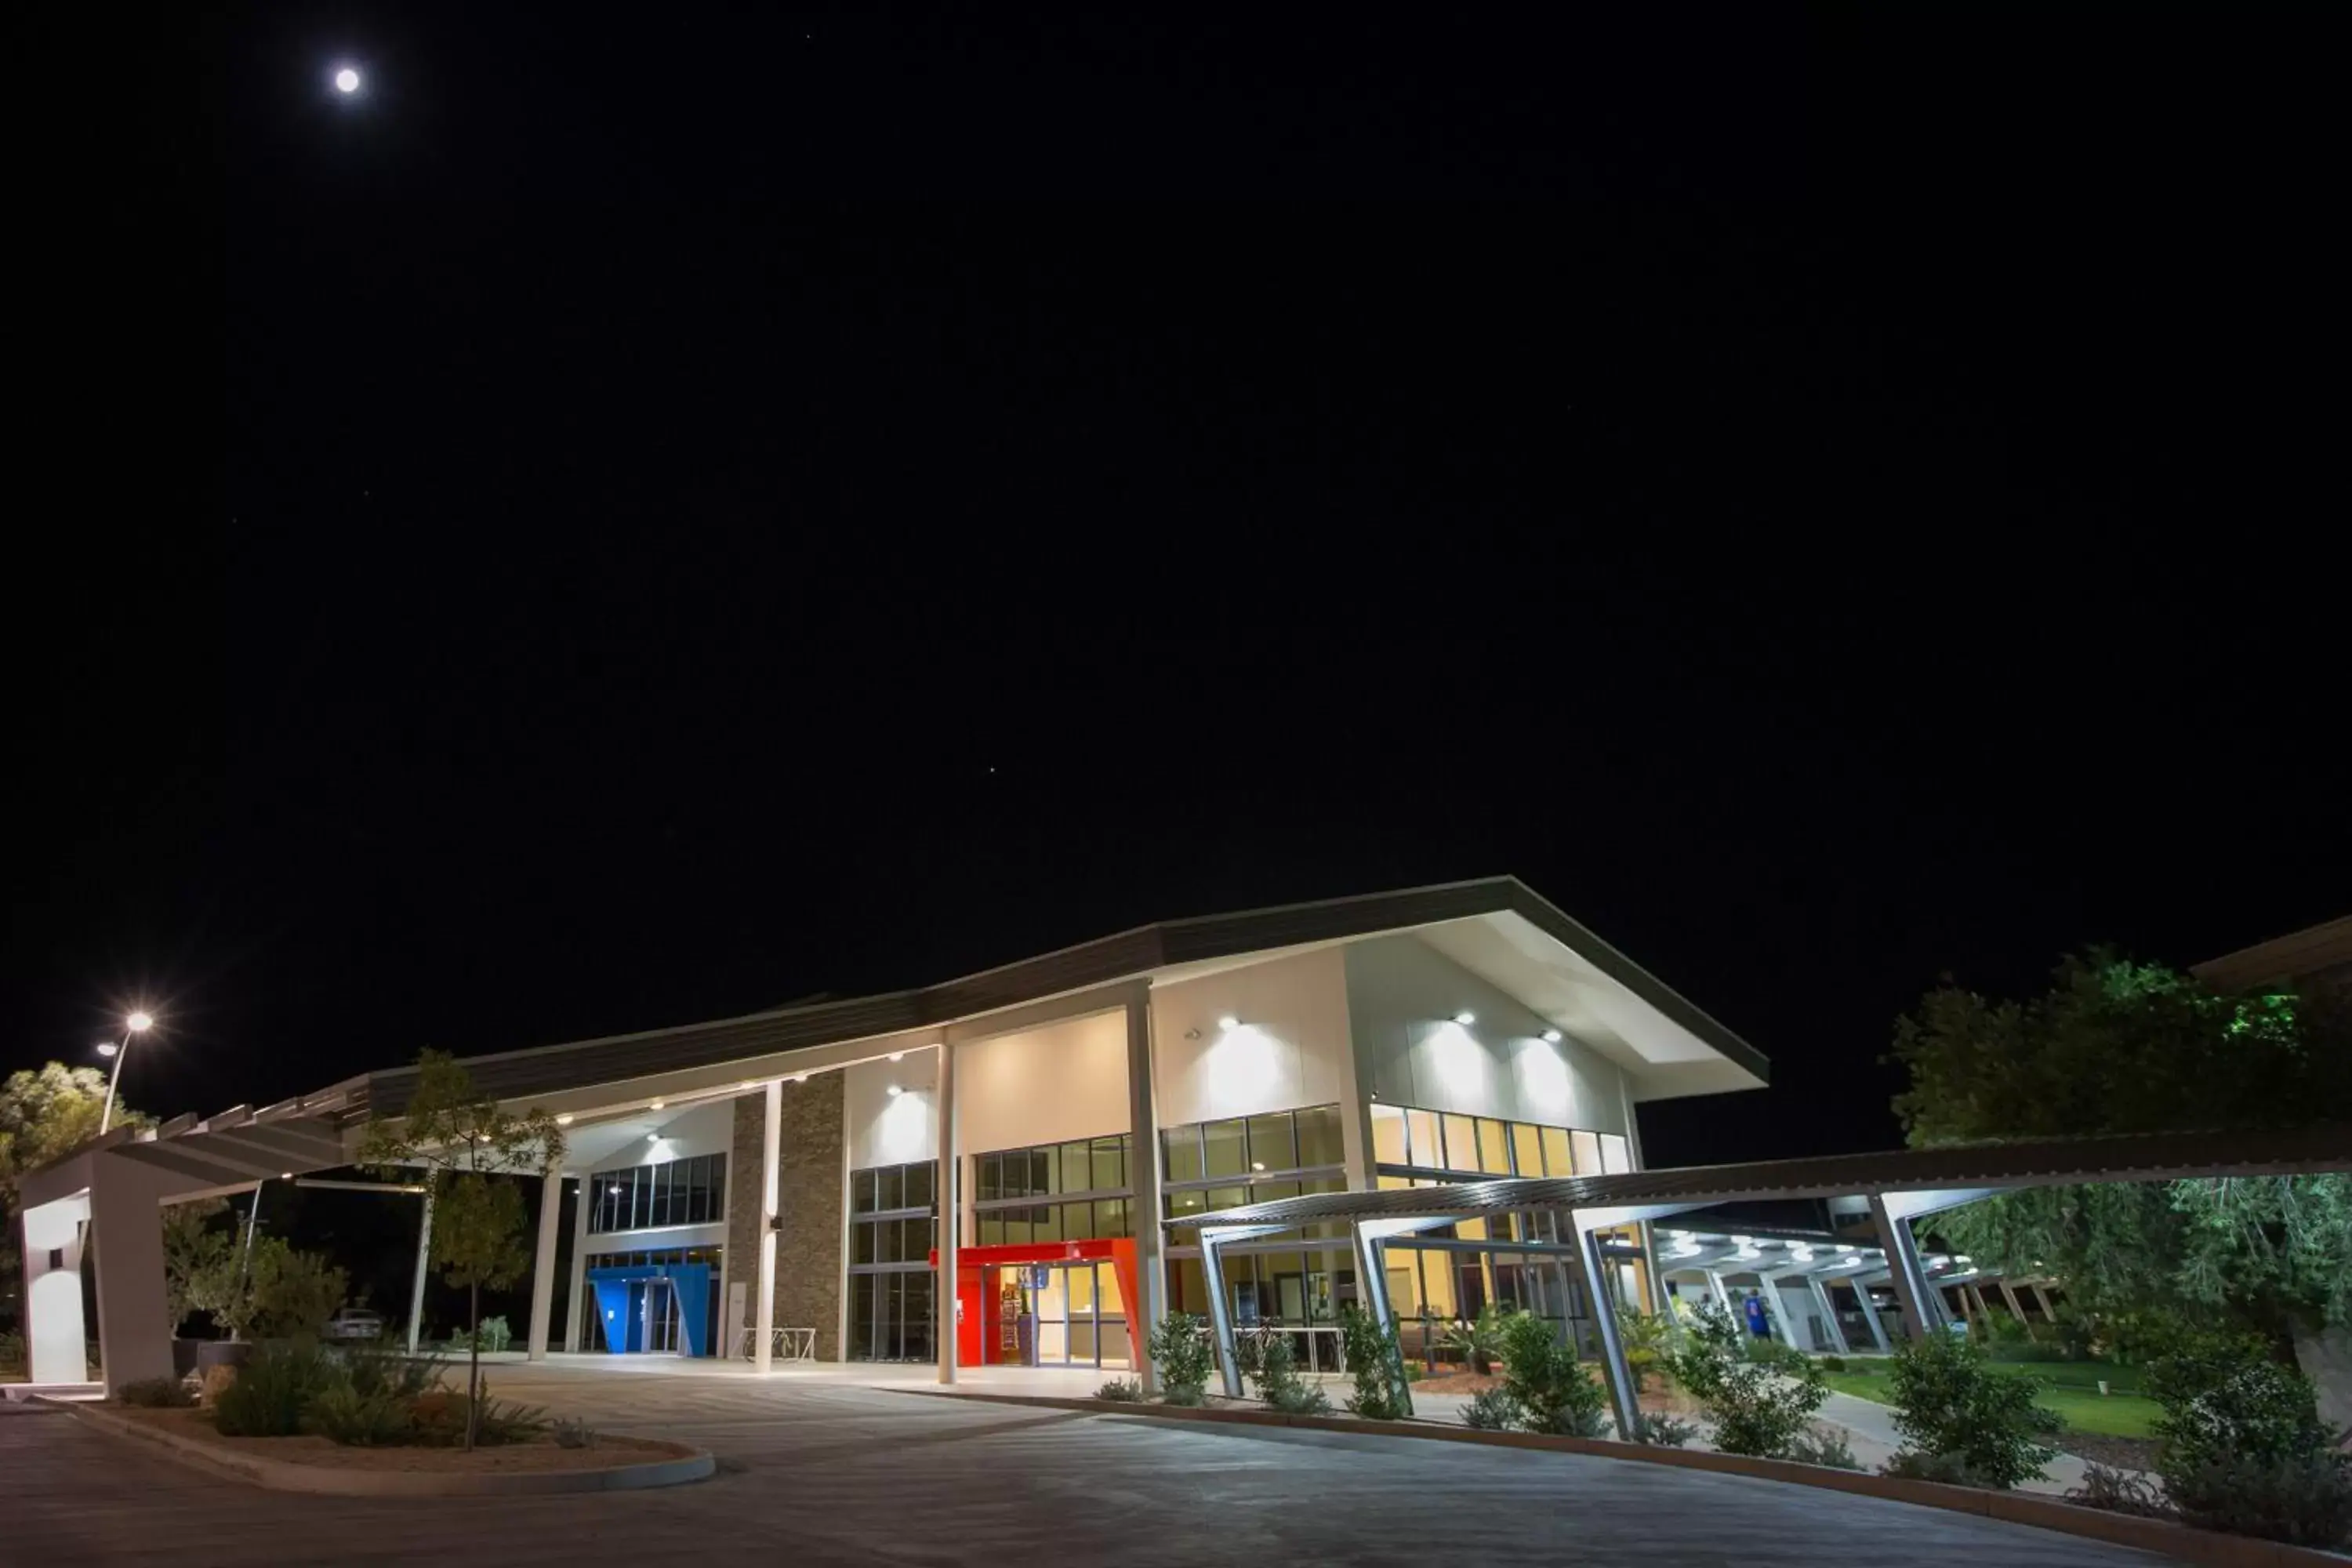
[1821,1356,2159,1439]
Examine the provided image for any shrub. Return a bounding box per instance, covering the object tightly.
[1149,1312,1214,1407]
[1250,1334,1331,1415]
[1499,1312,1609,1438]
[0,1328,27,1374]
[1662,1300,1828,1459]
[199,1363,238,1406]
[553,1417,598,1450]
[1338,1305,1411,1421]
[408,1388,546,1447]
[213,1341,339,1437]
[1461,1387,1524,1430]
[342,1346,445,1403]
[305,1383,414,1446]
[1635,1413,1697,1447]
[2163,1450,2352,1548]
[1883,1449,1984,1486]
[1615,1308,1676,1393]
[1883,1329,2056,1490]
[1819,1353,1847,1373]
[1785,1423,1861,1471]
[1094,1377,1142,1403]
[119,1376,196,1409]
[2067,1461,2171,1519]
[450,1315,514,1355]
[1442,1304,1510,1376]
[2146,1329,2330,1473]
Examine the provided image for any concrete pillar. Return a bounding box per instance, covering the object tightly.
[1807,1276,1852,1354]
[1846,1276,1893,1352]
[1123,988,1165,1394]
[564,1178,591,1352]
[1869,1195,1940,1341]
[756,1080,782,1374]
[934,1040,957,1385]
[21,1196,89,1385]
[406,1188,435,1355]
[526,1169,563,1361]
[89,1157,172,1393]
[1574,1218,1644,1443]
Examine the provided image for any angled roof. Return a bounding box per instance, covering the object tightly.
[361,876,1767,1118]
[2192,914,2352,993]
[1168,1123,2352,1231]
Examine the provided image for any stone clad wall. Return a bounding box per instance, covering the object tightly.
[728,1076,847,1361]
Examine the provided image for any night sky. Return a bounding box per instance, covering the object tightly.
[13,7,2343,1171]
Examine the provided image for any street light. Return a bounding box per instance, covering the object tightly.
[98,1010,154,1135]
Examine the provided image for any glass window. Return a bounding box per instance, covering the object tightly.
[1064,1198,1095,1240]
[1511,1123,1544,1178]
[1476,1120,1512,1175]
[1091,1135,1125,1192]
[1030,1150,1054,1197]
[1165,1189,1207,1218]
[1203,1119,1247,1178]
[853,1221,876,1265]
[1370,1103,1407,1164]
[1598,1134,1632,1174]
[978,1153,1001,1203]
[1163,1125,1204,1184]
[1571,1131,1602,1176]
[1403,1109,1439,1168]
[1246,1113,1294,1172]
[1441,1115,1477,1174]
[1031,1203,1062,1243]
[903,1161,933,1210]
[877,1164,904,1212]
[1296,1104,1345,1168]
[1061,1142,1091,1195]
[1094,1197,1127,1238]
[1541,1126,1573,1178]
[978,1211,1004,1247]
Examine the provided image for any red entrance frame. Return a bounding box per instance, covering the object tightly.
[929,1239,1142,1372]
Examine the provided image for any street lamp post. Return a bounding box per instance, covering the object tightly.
[97,1011,154,1135]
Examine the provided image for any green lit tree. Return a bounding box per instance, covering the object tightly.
[358,1051,564,1449]
[1890,953,2352,1415]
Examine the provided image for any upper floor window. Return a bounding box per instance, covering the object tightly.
[589,1152,727,1233]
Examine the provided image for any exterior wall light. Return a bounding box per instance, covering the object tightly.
[888,1051,905,1062]
[555,1113,574,1126]
[1452,1011,1475,1026]
[648,1099,666,1111]
[1540,1028,1563,1044]
[1217,1015,1240,1031]
[885,1084,902,1098]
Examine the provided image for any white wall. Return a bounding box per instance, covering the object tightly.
[22,1192,90,1384]
[846,1053,940,1171]
[1345,934,1630,1136]
[585,1098,735,1172]
[956,1010,1132,1155]
[1150,948,1356,1127]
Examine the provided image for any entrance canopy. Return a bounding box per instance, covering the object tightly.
[1170,1122,2352,1441]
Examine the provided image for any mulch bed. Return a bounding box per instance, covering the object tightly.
[114,1405,692,1473]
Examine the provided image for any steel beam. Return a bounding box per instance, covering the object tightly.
[1570,1213,1645,1443]
[1869,1194,1943,1341]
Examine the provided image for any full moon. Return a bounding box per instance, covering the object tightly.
[334,67,361,93]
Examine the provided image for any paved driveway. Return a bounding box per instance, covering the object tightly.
[3,1366,2181,1566]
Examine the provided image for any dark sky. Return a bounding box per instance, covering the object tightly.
[13,6,2343,1169]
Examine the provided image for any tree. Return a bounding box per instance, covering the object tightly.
[0,1064,148,1323]
[162,1199,234,1334]
[358,1051,563,1450]
[1890,953,2352,1417]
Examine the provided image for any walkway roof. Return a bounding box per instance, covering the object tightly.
[1170,1122,2352,1232]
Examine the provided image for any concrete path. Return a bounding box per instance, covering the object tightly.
[4,1363,2183,1565]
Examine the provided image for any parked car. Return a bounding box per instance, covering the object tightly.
[325,1306,387,1342]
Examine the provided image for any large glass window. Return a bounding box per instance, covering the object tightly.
[589,1152,728,1234]
[848,1159,939,1363]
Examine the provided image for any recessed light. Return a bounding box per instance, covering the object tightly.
[739,1080,758,1090]
[1217,1015,1240,1031]
[280,1171,293,1180]
[886,1084,902,1098]
[555,1113,574,1126]
[1540,1028,1563,1044]
[792,1073,808,1084]
[1250,1161,1265,1172]
[1453,1011,1475,1026]
[888,1051,904,1062]
[648,1099,666,1111]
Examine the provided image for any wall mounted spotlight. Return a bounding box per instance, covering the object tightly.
[1540,1029,1563,1044]
[1452,1011,1475,1026]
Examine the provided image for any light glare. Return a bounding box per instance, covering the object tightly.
[334,67,361,93]
[127,1011,154,1032]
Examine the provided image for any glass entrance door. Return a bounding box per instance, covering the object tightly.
[1027,1262,1127,1370]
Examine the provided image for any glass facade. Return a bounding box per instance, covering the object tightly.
[975,1133,1133,1246]
[580,1244,724,1355]
[848,1160,938,1362]
[1368,1102,1629,1178]
[588,1152,727,1233]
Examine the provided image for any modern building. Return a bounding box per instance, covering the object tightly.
[2190,913,2352,996]
[16,877,1770,1392]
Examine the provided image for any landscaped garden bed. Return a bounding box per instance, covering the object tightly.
[108,1402,693,1475]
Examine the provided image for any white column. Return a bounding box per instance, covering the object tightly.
[1123,988,1164,1394]
[1807,1276,1853,1354]
[564,1177,591,1352]
[406,1188,436,1355]
[89,1157,172,1393]
[21,1196,89,1385]
[935,1038,957,1385]
[526,1170,564,1360]
[755,1080,782,1374]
